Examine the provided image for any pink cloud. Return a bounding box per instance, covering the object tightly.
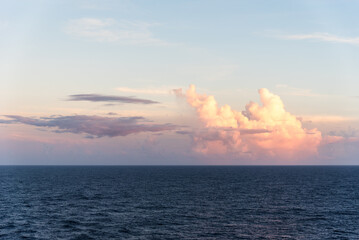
[184,85,322,160]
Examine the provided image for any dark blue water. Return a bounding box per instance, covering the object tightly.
[0,166,359,239]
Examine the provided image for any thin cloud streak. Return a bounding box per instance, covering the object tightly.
[176,128,270,136]
[275,84,327,97]
[283,32,359,45]
[300,115,357,123]
[67,94,158,104]
[2,115,176,138]
[117,87,172,95]
[65,18,172,46]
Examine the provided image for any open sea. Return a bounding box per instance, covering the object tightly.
[0,166,358,239]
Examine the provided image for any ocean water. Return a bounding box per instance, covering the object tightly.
[0,166,358,239]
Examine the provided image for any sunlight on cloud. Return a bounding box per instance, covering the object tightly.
[301,115,357,123]
[182,85,322,160]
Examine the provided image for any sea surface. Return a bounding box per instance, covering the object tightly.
[0,166,358,239]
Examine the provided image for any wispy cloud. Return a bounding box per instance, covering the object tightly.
[65,18,171,46]
[300,115,357,123]
[67,93,158,104]
[283,32,359,45]
[275,84,327,97]
[2,115,177,138]
[107,112,117,116]
[176,128,270,136]
[117,87,172,95]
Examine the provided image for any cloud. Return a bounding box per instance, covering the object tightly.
[238,129,271,135]
[67,93,158,104]
[300,115,357,123]
[275,84,327,97]
[183,85,322,160]
[318,135,359,164]
[283,33,359,45]
[65,18,170,46]
[0,119,12,124]
[117,87,172,95]
[328,127,359,138]
[107,112,117,116]
[176,128,270,136]
[2,115,176,138]
[175,128,270,155]
[175,130,192,135]
[172,88,185,98]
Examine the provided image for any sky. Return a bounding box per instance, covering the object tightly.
[1,0,359,165]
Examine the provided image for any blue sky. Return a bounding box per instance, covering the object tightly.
[1,0,359,164]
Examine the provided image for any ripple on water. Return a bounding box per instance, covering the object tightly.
[0,166,359,239]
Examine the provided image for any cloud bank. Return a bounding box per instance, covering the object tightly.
[183,85,322,160]
[2,115,176,138]
[68,94,158,104]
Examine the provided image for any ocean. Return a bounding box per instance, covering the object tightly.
[0,166,358,239]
